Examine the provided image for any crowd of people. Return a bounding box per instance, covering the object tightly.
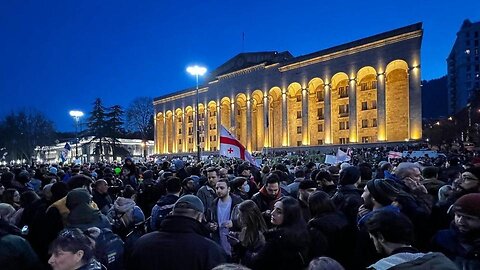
[1,146,480,270]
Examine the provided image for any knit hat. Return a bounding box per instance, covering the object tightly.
[299,180,317,190]
[453,193,480,217]
[366,179,399,206]
[174,195,204,213]
[338,166,360,185]
[66,188,92,210]
[49,167,58,175]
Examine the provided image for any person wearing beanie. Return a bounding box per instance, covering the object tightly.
[357,179,401,230]
[332,166,363,226]
[129,194,227,270]
[432,193,480,269]
[298,180,317,223]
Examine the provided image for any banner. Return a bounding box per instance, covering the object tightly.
[219,125,257,167]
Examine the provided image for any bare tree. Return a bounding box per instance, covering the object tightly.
[125,97,154,140]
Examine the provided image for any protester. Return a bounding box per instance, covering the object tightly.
[129,195,227,270]
[250,196,310,270]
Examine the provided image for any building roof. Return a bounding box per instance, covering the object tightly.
[154,22,423,102]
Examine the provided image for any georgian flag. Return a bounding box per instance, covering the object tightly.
[219,125,257,167]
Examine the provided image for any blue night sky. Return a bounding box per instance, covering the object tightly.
[1,0,479,131]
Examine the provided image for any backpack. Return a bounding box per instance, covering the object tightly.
[110,210,131,239]
[85,227,124,270]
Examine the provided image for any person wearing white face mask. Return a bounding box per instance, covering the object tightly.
[230,177,250,200]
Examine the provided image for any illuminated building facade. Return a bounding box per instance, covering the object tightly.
[154,23,423,154]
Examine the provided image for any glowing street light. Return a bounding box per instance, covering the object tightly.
[187,65,207,162]
[69,110,84,160]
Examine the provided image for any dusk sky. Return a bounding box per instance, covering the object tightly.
[1,0,480,131]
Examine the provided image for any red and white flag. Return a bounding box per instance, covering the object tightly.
[219,125,257,167]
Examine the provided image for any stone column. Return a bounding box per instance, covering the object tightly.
[172,113,177,153]
[162,113,167,153]
[282,91,288,146]
[204,108,209,151]
[193,103,198,154]
[409,66,422,140]
[324,84,332,144]
[349,79,357,143]
[376,72,387,141]
[246,98,252,151]
[302,88,309,145]
[263,95,269,148]
[182,112,186,152]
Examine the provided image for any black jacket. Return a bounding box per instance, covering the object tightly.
[251,228,310,270]
[129,215,227,270]
[332,185,363,226]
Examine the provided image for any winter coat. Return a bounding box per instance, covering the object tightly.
[250,228,310,270]
[128,215,227,270]
[150,194,178,230]
[368,247,458,270]
[332,185,363,226]
[196,185,216,212]
[432,224,480,270]
[308,211,349,263]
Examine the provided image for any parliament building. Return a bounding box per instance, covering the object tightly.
[153,23,423,154]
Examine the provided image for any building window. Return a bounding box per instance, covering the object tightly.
[211,147,217,151]
[200,136,205,143]
[372,118,377,127]
[339,121,349,130]
[362,119,368,128]
[178,129,182,135]
[237,109,241,116]
[178,139,182,145]
[339,104,349,116]
[339,86,348,98]
[361,137,370,143]
[178,117,182,123]
[317,139,323,145]
[318,123,324,132]
[297,111,302,119]
[188,138,193,144]
[188,116,193,123]
[316,91,324,102]
[371,100,377,109]
[339,138,348,144]
[297,126,302,134]
[297,141,302,146]
[361,102,368,110]
[209,111,217,117]
[296,95,302,102]
[188,127,193,135]
[317,108,324,119]
[371,80,377,89]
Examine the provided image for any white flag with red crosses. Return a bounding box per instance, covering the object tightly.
[219,125,257,167]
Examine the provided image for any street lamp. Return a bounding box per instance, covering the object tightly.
[187,65,207,163]
[69,110,84,160]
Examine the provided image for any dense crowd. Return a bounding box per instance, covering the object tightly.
[1,146,480,270]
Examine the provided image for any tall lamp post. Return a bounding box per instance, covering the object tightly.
[187,65,207,163]
[69,110,84,160]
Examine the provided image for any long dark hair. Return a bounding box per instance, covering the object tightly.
[238,200,267,248]
[275,197,309,245]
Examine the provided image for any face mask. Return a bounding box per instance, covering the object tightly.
[243,183,250,193]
